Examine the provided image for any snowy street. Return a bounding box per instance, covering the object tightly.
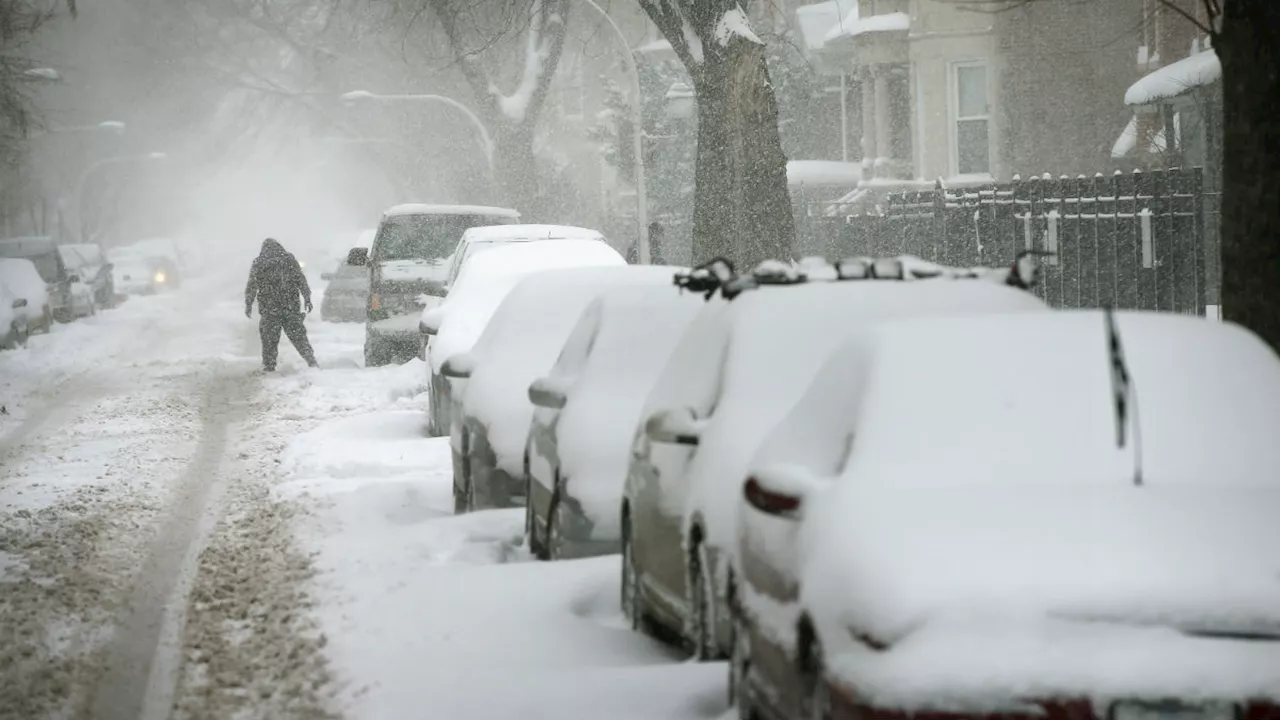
[0,278,725,720]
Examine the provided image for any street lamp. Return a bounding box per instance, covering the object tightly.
[340,90,495,175]
[578,0,650,264]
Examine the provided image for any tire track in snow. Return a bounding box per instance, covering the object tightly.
[89,367,257,720]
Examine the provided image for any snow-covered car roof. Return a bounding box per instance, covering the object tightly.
[0,236,56,258]
[460,264,678,475]
[0,257,50,306]
[382,203,520,219]
[546,281,703,534]
[428,239,626,375]
[459,224,604,243]
[795,311,1280,698]
[644,279,1048,553]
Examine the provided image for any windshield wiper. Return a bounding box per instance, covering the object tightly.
[1104,306,1144,488]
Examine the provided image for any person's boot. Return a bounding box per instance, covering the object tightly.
[305,356,319,369]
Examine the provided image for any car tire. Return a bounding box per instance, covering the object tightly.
[687,540,719,661]
[801,633,833,720]
[621,516,644,632]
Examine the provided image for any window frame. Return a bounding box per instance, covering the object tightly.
[948,59,992,177]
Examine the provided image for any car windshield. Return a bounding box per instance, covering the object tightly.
[376,214,499,262]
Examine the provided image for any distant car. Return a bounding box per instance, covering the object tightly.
[111,256,162,297]
[524,279,702,561]
[361,203,520,367]
[320,259,370,323]
[621,256,1046,660]
[441,265,677,514]
[420,240,627,437]
[0,280,28,349]
[0,257,52,334]
[111,238,185,289]
[0,236,93,321]
[441,224,610,293]
[58,243,116,309]
[732,310,1280,720]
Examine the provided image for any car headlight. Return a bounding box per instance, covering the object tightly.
[154,270,167,284]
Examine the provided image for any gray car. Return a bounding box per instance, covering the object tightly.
[320,258,369,322]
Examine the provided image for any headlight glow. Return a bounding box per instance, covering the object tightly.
[154,271,167,284]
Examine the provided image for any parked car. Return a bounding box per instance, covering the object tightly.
[0,281,28,349]
[524,280,702,561]
[110,238,185,289]
[731,310,1280,720]
[420,239,626,437]
[58,243,116,308]
[621,255,1047,660]
[442,264,677,514]
[360,203,520,367]
[441,224,610,292]
[0,257,53,334]
[320,258,371,323]
[0,236,93,321]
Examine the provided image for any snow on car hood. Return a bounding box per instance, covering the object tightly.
[378,259,449,286]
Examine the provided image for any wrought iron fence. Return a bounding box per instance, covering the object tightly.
[797,167,1210,314]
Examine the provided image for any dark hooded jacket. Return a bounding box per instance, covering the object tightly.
[245,239,311,315]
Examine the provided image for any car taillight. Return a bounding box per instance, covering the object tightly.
[370,294,381,310]
[743,476,801,515]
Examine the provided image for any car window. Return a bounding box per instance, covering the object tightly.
[374,214,505,263]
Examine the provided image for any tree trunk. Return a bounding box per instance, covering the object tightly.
[1217,0,1280,351]
[691,42,795,269]
[493,124,546,218]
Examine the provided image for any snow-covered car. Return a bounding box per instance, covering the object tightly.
[0,257,52,334]
[732,310,1280,720]
[110,238,185,289]
[0,280,28,349]
[420,239,626,437]
[442,264,677,514]
[0,236,91,321]
[58,243,116,308]
[524,280,702,561]
[621,256,1047,660]
[320,257,370,323]
[361,203,520,367]
[441,223,610,292]
[111,255,162,297]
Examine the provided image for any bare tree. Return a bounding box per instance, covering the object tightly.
[636,0,794,268]
[948,0,1280,352]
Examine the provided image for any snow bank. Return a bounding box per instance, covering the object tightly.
[463,265,678,475]
[796,311,1280,695]
[428,240,625,375]
[787,160,863,188]
[555,284,704,537]
[824,11,907,43]
[1125,49,1220,107]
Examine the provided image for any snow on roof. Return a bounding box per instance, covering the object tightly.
[460,224,603,244]
[0,257,48,306]
[824,10,908,44]
[713,6,762,47]
[383,203,521,219]
[462,265,676,474]
[788,160,863,188]
[428,240,625,375]
[1125,49,1220,107]
[796,312,1280,691]
[0,236,56,257]
[553,281,703,536]
[796,0,856,52]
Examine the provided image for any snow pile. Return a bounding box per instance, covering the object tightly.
[463,265,678,476]
[428,240,625,375]
[793,311,1280,702]
[554,283,704,537]
[824,10,908,43]
[714,5,762,46]
[1125,49,1220,106]
[787,160,863,188]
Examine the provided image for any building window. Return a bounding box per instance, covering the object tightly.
[951,61,990,176]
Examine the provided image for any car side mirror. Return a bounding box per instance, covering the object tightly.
[321,272,334,281]
[644,407,703,446]
[347,247,368,266]
[743,464,825,518]
[528,376,571,409]
[12,298,26,309]
[420,307,445,336]
[441,352,476,379]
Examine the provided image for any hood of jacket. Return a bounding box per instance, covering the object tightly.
[259,239,288,259]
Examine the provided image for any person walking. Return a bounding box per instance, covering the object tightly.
[244,238,319,371]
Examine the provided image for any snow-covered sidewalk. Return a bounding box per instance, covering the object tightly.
[270,322,728,719]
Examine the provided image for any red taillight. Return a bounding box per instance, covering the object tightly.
[743,476,801,515]
[370,294,381,311]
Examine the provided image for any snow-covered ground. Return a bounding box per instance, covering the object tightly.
[0,273,727,720]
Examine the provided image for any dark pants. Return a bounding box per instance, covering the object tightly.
[259,310,316,369]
